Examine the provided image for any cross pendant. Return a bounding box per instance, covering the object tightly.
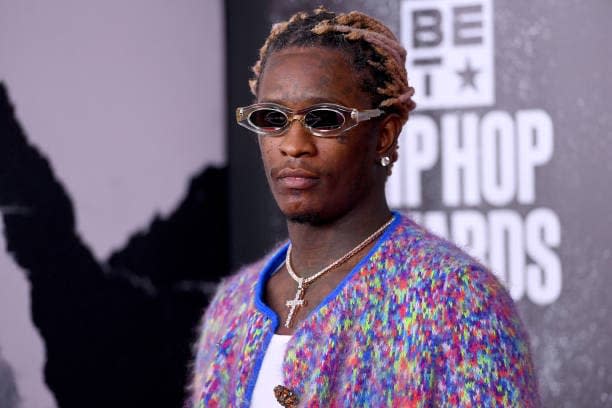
[285,279,307,328]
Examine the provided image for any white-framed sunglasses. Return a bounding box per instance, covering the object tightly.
[235,102,384,137]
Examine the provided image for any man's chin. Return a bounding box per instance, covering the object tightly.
[285,212,327,226]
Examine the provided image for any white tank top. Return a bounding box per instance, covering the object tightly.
[250,334,291,407]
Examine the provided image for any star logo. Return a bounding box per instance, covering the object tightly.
[456,59,480,91]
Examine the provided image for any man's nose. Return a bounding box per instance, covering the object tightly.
[278,119,316,158]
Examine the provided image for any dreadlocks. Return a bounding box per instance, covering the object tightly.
[249,7,416,124]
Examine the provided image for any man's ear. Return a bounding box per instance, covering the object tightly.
[376,113,403,157]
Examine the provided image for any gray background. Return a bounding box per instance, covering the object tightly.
[228,0,612,406]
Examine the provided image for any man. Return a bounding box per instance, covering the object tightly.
[190,7,538,407]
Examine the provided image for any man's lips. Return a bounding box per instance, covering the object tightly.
[275,167,320,190]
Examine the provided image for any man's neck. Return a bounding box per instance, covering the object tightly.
[285,202,392,278]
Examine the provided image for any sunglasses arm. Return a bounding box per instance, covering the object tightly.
[236,107,245,122]
[353,108,384,122]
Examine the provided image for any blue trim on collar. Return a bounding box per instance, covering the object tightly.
[253,242,289,330]
[298,211,402,326]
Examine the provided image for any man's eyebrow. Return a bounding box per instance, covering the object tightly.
[258,96,350,106]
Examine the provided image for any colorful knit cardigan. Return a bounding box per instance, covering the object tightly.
[189,213,539,407]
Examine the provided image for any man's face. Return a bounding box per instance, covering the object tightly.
[257,46,382,224]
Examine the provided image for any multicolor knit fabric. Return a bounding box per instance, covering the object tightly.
[189,213,539,407]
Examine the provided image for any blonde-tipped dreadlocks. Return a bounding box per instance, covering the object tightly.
[249,7,416,124]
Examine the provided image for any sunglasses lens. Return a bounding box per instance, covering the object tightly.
[249,108,288,130]
[304,108,345,131]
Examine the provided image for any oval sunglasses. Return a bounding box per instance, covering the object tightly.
[236,102,384,137]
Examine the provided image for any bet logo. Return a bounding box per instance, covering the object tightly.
[400,0,495,109]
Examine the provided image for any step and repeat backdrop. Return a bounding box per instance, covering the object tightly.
[227,0,612,407]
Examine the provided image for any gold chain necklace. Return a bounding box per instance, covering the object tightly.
[283,216,394,328]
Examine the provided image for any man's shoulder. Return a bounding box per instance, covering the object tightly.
[388,213,510,303]
[210,244,285,305]
[389,213,519,325]
[391,212,487,274]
